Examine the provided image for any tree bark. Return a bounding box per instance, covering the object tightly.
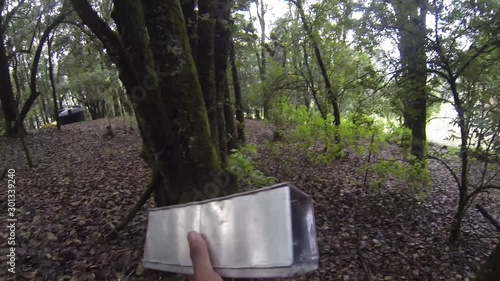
[73,0,238,207]
[229,39,245,144]
[39,97,49,124]
[112,94,121,117]
[19,11,66,124]
[180,0,197,61]
[0,14,16,136]
[118,90,133,116]
[214,0,232,162]
[224,77,238,151]
[392,0,428,160]
[476,204,500,232]
[448,81,469,244]
[302,42,326,120]
[255,0,270,119]
[197,0,220,154]
[476,241,500,281]
[47,35,60,130]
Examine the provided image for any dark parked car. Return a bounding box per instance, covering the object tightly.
[58,106,85,125]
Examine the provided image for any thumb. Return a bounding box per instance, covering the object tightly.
[187,231,217,278]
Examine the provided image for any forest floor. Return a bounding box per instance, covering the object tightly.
[0,117,499,281]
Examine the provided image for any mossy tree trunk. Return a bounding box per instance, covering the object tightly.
[476,241,500,281]
[224,77,238,151]
[229,39,245,144]
[180,0,197,62]
[391,0,428,160]
[214,0,232,162]
[71,0,238,207]
[197,0,220,155]
[0,32,17,136]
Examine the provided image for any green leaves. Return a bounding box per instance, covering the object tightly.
[227,144,278,187]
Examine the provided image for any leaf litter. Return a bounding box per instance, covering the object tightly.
[0,118,498,281]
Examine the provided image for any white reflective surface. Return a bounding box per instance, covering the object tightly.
[143,183,318,278]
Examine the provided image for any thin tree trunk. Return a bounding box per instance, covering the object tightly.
[33,109,40,128]
[119,90,133,116]
[256,0,266,81]
[19,11,66,124]
[224,77,238,151]
[39,98,49,124]
[253,1,271,119]
[229,40,245,144]
[295,0,341,128]
[302,43,326,120]
[111,171,161,236]
[112,94,121,117]
[47,35,61,130]
[449,81,469,244]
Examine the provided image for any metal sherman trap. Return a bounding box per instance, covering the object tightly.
[142,183,318,278]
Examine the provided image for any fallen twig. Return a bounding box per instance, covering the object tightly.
[109,171,161,238]
[476,204,500,232]
[1,168,7,180]
[357,230,374,281]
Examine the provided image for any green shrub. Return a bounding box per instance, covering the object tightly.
[227,144,278,187]
[362,158,431,199]
[269,103,430,197]
[0,118,6,136]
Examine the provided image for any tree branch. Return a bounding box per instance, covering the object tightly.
[476,204,500,232]
[466,184,500,203]
[109,171,161,238]
[0,0,26,34]
[425,155,462,190]
[19,10,68,123]
[69,0,139,90]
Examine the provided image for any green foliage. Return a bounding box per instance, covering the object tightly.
[270,102,430,195]
[365,159,431,199]
[227,144,278,187]
[0,119,5,136]
[270,103,390,163]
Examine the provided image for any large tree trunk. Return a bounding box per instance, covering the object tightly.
[229,40,245,144]
[72,0,239,206]
[476,241,500,281]
[0,19,17,137]
[213,0,232,163]
[180,0,197,62]
[197,0,220,155]
[392,0,428,160]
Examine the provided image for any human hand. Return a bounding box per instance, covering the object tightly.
[187,231,223,281]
